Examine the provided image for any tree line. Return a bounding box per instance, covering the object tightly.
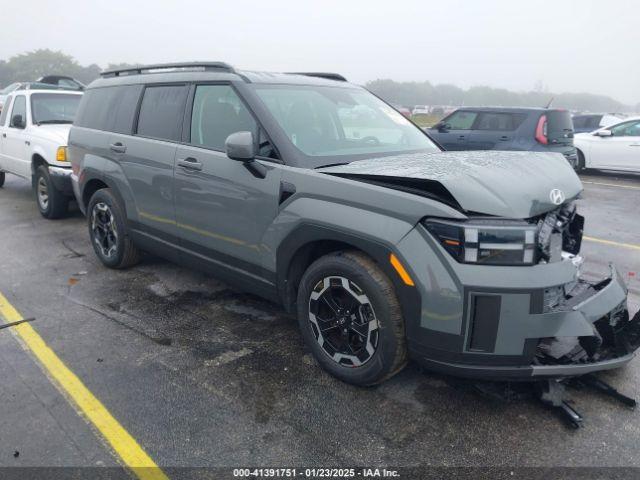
[1,49,635,113]
[365,79,637,113]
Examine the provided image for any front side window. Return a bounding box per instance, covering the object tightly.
[610,120,640,137]
[254,85,438,166]
[136,85,188,141]
[443,111,477,130]
[190,85,257,151]
[31,93,81,125]
[10,95,26,128]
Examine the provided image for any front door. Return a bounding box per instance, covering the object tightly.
[591,120,640,170]
[3,95,29,178]
[429,110,477,150]
[174,84,282,285]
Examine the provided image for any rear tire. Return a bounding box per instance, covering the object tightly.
[576,150,586,173]
[297,251,407,386]
[87,188,140,269]
[0,171,5,188]
[35,165,68,219]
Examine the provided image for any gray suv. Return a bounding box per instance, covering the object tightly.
[428,107,578,169]
[68,63,640,386]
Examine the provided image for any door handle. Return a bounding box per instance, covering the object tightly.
[1,133,6,138]
[499,136,510,141]
[458,135,466,139]
[177,157,203,171]
[630,143,640,147]
[109,142,127,154]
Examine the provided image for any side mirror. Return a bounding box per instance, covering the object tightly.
[225,131,266,179]
[437,122,451,132]
[11,114,24,129]
[225,131,256,162]
[593,129,612,137]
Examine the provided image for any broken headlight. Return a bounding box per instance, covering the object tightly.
[424,219,537,265]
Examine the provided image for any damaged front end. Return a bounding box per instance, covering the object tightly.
[535,275,640,372]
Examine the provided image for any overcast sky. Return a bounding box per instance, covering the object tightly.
[2,0,638,104]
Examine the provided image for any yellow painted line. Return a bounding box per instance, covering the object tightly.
[584,236,640,251]
[582,180,640,190]
[0,291,168,480]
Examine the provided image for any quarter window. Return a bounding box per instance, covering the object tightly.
[75,86,143,134]
[0,97,12,126]
[136,85,188,141]
[10,95,26,128]
[443,111,477,130]
[190,85,257,151]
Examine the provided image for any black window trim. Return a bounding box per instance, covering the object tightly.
[180,81,283,164]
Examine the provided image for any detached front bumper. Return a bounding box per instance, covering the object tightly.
[48,166,74,196]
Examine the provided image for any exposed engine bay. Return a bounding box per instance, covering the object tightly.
[533,201,584,263]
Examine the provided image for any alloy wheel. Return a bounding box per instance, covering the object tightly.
[91,202,118,258]
[308,276,379,367]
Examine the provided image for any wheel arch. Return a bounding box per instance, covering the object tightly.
[277,224,421,327]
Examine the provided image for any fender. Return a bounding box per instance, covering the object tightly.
[276,223,422,329]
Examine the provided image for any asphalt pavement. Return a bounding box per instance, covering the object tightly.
[0,169,639,476]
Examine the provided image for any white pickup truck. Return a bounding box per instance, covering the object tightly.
[0,85,83,218]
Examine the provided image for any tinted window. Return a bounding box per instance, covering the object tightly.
[0,96,12,126]
[75,86,142,133]
[474,112,526,131]
[610,120,640,137]
[31,93,81,124]
[137,85,188,141]
[10,96,26,128]
[444,111,477,130]
[191,85,257,151]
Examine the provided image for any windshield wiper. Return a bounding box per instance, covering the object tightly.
[315,162,350,169]
[36,120,72,125]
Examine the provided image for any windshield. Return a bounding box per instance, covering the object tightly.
[31,93,82,124]
[253,85,439,167]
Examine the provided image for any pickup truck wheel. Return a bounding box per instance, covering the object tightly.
[87,188,140,269]
[297,251,407,386]
[35,165,68,219]
[0,171,5,188]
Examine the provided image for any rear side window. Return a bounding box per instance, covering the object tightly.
[136,85,188,141]
[0,96,12,126]
[75,86,142,133]
[474,112,526,131]
[444,111,477,130]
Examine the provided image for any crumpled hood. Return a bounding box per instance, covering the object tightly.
[318,150,583,218]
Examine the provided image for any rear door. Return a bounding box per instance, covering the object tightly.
[3,95,28,178]
[118,84,188,239]
[467,111,526,150]
[429,110,476,150]
[174,83,282,286]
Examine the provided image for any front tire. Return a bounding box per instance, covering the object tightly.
[297,251,407,386]
[0,171,5,188]
[576,150,586,173]
[35,165,68,219]
[87,188,140,269]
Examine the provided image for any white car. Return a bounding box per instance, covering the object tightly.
[575,116,640,173]
[0,84,83,218]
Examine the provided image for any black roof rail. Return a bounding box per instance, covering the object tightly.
[288,72,347,82]
[101,62,236,78]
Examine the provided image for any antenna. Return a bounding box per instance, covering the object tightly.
[545,96,554,109]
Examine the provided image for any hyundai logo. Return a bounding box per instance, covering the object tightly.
[550,189,565,205]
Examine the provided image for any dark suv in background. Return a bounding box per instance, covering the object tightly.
[68,63,639,386]
[428,107,578,168]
